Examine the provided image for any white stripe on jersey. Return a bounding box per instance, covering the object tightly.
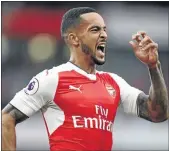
[41,101,65,135]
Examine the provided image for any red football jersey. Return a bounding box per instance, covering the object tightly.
[10,62,142,150]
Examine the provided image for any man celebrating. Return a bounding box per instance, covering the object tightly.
[2,7,168,151]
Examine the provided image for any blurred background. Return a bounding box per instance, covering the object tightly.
[1,1,168,150]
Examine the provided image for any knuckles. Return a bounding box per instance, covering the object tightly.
[131,32,158,50]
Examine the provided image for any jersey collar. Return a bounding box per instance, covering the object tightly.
[66,62,97,80]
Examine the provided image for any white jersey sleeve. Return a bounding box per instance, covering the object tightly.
[10,68,59,117]
[109,73,143,115]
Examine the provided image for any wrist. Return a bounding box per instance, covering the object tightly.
[148,63,158,69]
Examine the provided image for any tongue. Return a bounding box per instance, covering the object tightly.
[97,49,105,57]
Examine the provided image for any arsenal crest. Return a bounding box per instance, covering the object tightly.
[105,84,116,98]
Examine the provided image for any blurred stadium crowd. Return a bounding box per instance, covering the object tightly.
[1,2,168,150]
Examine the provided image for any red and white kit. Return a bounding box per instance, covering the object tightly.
[10,62,142,151]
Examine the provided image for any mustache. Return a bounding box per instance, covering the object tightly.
[97,40,107,43]
[96,40,107,47]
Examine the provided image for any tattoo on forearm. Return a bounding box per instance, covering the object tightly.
[2,104,28,124]
[149,66,168,107]
[137,63,168,122]
[157,61,163,77]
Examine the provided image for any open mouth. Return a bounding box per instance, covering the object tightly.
[97,44,105,53]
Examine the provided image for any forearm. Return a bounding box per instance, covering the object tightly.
[2,113,16,151]
[148,62,168,121]
[157,61,163,76]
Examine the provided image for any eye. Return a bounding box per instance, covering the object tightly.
[91,27,100,32]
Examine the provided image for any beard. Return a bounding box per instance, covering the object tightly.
[81,42,106,65]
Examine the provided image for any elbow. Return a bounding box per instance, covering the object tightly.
[148,101,169,123]
[150,112,168,123]
[151,117,168,123]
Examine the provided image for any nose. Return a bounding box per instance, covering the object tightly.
[100,31,107,40]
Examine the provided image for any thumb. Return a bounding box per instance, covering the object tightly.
[129,41,138,52]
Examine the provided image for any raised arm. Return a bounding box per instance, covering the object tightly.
[130,31,168,122]
[2,104,29,151]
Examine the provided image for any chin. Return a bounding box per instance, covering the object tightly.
[92,56,106,65]
[96,60,105,65]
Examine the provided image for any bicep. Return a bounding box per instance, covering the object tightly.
[2,103,29,124]
[136,92,152,121]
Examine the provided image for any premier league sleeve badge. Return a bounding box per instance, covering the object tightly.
[24,78,39,95]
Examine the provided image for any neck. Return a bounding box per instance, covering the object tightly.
[69,51,96,74]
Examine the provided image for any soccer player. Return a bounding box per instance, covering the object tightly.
[2,7,168,151]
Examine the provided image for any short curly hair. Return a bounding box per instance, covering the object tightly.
[61,7,96,38]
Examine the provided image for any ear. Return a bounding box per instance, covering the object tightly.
[68,33,79,46]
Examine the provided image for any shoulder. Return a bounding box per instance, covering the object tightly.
[36,62,71,80]
[24,63,70,95]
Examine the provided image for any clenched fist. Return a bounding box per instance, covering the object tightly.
[129,31,159,68]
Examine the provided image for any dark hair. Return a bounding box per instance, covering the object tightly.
[61,7,96,38]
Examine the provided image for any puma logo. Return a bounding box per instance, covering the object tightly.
[69,85,82,93]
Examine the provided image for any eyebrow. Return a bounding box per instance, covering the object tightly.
[89,25,106,30]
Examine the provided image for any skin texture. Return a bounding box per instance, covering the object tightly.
[2,104,28,150]
[66,12,107,74]
[130,31,168,122]
[1,13,168,151]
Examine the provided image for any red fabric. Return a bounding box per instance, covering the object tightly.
[2,8,66,39]
[48,71,120,151]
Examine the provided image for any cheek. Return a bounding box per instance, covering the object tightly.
[80,33,99,49]
[86,35,98,48]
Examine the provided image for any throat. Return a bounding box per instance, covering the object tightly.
[68,61,96,74]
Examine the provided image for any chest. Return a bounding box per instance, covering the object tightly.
[54,71,120,120]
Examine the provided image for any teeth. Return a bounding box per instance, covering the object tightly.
[97,43,106,52]
[100,44,105,47]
